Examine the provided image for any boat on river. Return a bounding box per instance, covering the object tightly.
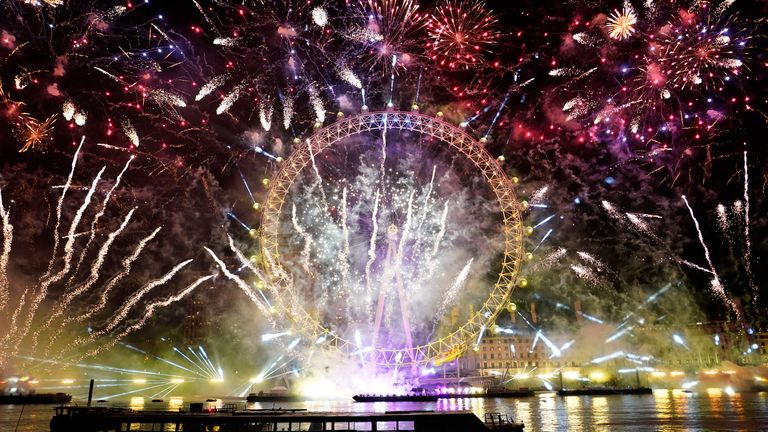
[557,387,653,396]
[49,406,524,431]
[0,392,72,404]
[353,394,439,402]
[246,392,301,402]
[439,389,535,399]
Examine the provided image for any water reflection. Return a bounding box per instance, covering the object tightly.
[706,387,725,422]
[654,389,673,425]
[563,392,583,430]
[514,398,532,428]
[537,393,558,431]
[653,389,685,432]
[436,396,485,417]
[590,396,608,430]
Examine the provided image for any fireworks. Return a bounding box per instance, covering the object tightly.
[543,0,759,188]
[121,120,139,148]
[311,7,329,27]
[358,0,426,71]
[0,149,201,370]
[0,191,11,311]
[337,66,364,90]
[426,0,499,69]
[653,13,749,91]
[216,82,247,116]
[1,81,56,152]
[308,84,327,122]
[259,100,273,131]
[606,5,638,40]
[16,114,56,153]
[205,246,271,316]
[0,0,764,393]
[195,75,228,102]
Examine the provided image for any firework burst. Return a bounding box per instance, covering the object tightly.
[653,13,749,91]
[0,82,56,152]
[425,0,500,69]
[356,0,427,72]
[606,5,638,40]
[16,114,56,153]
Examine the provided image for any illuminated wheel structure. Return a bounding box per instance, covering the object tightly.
[259,111,525,367]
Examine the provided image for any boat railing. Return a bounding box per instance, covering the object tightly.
[484,412,516,426]
[50,407,518,432]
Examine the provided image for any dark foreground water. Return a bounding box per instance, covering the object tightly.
[2,390,767,431]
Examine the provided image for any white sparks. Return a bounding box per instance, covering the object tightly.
[364,191,380,294]
[308,84,326,123]
[225,235,274,298]
[625,213,655,236]
[216,82,246,115]
[682,195,734,313]
[311,7,328,27]
[338,66,363,89]
[259,100,273,131]
[307,138,327,207]
[742,151,757,300]
[98,259,193,336]
[721,58,743,69]
[73,156,134,276]
[344,27,383,43]
[576,251,605,271]
[571,264,601,287]
[602,200,622,220]
[715,203,732,247]
[562,97,594,120]
[573,32,600,47]
[678,259,714,275]
[213,37,238,46]
[76,227,162,323]
[282,94,294,130]
[395,191,416,271]
[149,89,187,108]
[434,258,474,321]
[195,74,228,101]
[549,67,580,77]
[94,66,122,83]
[715,0,736,15]
[62,100,76,121]
[536,247,567,269]
[205,247,270,314]
[122,120,139,147]
[292,204,314,275]
[530,186,549,206]
[0,190,11,311]
[81,275,213,360]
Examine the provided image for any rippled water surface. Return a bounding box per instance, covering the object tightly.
[2,390,768,431]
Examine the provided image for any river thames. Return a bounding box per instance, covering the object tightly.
[2,389,767,431]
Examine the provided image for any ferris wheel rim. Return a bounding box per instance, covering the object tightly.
[258,110,525,367]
